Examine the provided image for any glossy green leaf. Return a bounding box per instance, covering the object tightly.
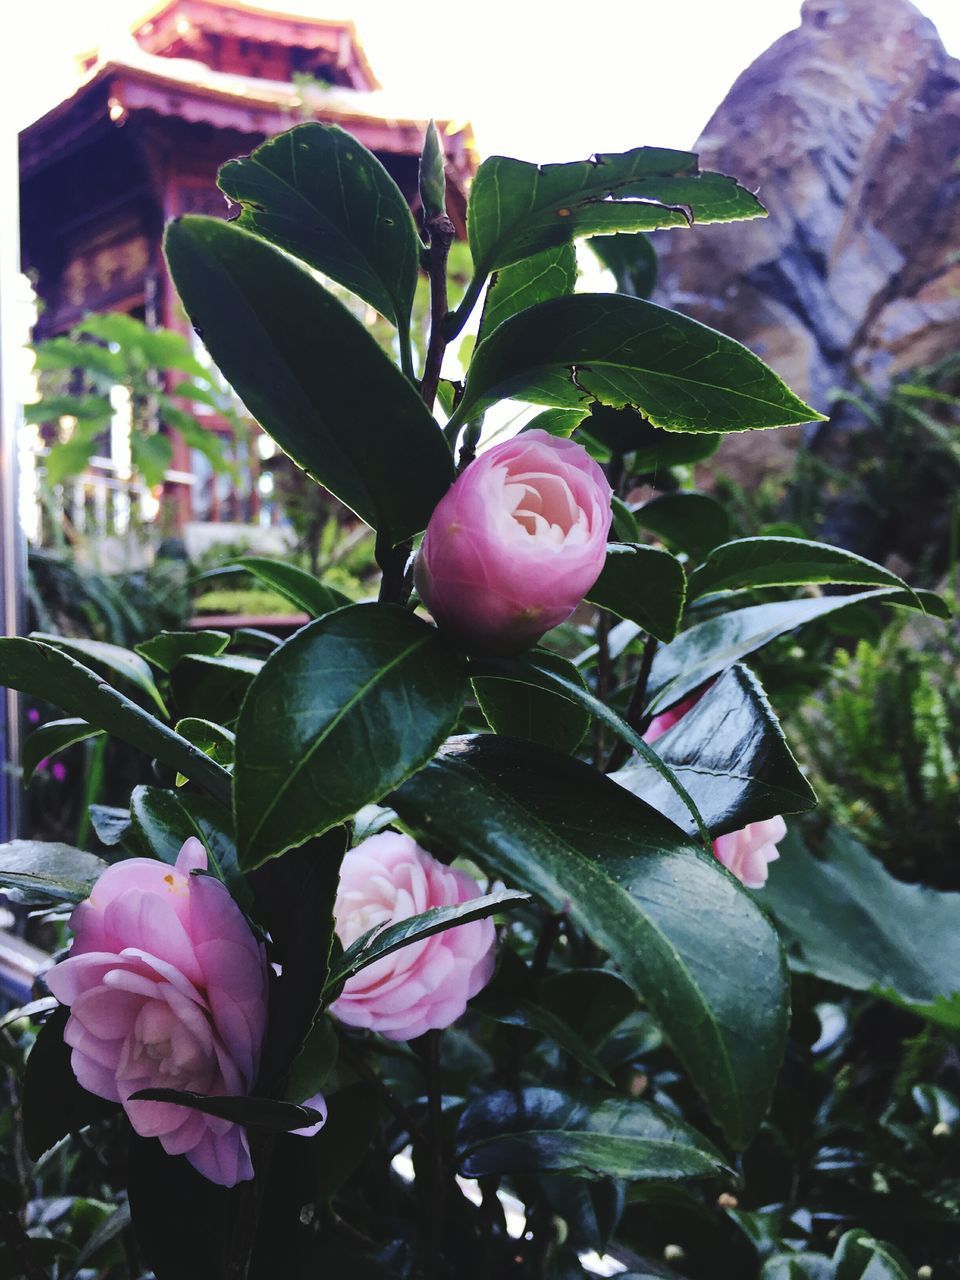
[129,1087,324,1133]
[282,1017,338,1107]
[393,735,789,1147]
[127,785,245,906]
[646,588,951,714]
[585,542,686,642]
[612,665,817,835]
[472,649,590,752]
[235,603,466,870]
[136,629,230,673]
[450,295,824,434]
[471,651,710,844]
[323,888,528,1001]
[174,718,235,773]
[832,1230,917,1280]
[467,147,764,281]
[633,491,734,561]
[23,1008,118,1160]
[520,408,589,438]
[170,654,262,726]
[31,632,167,716]
[89,805,132,847]
[223,557,350,618]
[581,404,721,471]
[590,231,658,298]
[456,1086,728,1181]
[760,1256,834,1280]
[610,495,639,541]
[165,217,454,542]
[0,840,108,903]
[542,969,639,1048]
[688,536,910,599]
[0,639,233,805]
[763,826,960,1027]
[219,122,420,338]
[22,718,103,783]
[478,243,578,341]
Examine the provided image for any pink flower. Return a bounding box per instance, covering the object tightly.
[329,833,496,1041]
[45,839,269,1187]
[713,817,787,890]
[640,687,786,889]
[51,761,68,782]
[642,691,705,744]
[414,430,612,653]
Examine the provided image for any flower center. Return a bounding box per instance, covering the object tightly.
[503,468,589,547]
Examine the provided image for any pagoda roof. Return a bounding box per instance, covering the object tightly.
[20,43,475,181]
[129,0,380,91]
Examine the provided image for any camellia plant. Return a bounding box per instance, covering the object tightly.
[0,120,949,1279]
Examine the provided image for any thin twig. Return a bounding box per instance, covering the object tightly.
[419,1030,445,1280]
[376,531,410,605]
[420,214,456,415]
[337,1034,430,1150]
[605,632,659,774]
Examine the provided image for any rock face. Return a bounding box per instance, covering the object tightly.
[653,0,960,478]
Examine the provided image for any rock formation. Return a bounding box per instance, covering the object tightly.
[652,0,960,480]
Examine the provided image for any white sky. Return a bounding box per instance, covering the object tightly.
[4,0,960,160]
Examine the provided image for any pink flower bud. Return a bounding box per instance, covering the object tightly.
[45,839,270,1187]
[329,832,496,1041]
[640,686,786,889]
[414,430,612,653]
[713,817,787,890]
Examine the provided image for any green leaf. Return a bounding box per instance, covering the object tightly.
[472,649,590,752]
[128,1087,324,1133]
[0,840,108,903]
[23,1008,118,1160]
[31,633,168,716]
[612,665,817,835]
[174,718,235,772]
[164,217,454,542]
[24,394,112,424]
[456,1086,728,1181]
[43,437,100,487]
[170,653,262,726]
[584,405,721,472]
[89,805,132,847]
[478,243,578,341]
[0,639,232,803]
[646,588,950,714]
[760,1256,834,1280]
[763,826,960,1026]
[225,557,350,617]
[22,718,103,784]
[542,969,639,1048]
[832,1230,917,1280]
[688,536,911,599]
[450,295,823,434]
[127,785,245,905]
[590,232,658,298]
[520,408,589,438]
[323,888,529,1001]
[585,543,686,642]
[472,652,711,845]
[282,1017,338,1107]
[136,629,230,673]
[218,122,420,337]
[131,432,174,488]
[235,603,466,870]
[633,491,734,561]
[392,735,789,1148]
[467,147,764,281]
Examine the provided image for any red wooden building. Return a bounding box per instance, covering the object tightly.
[20,0,475,527]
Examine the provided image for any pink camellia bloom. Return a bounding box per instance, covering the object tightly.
[45,839,269,1187]
[640,686,786,889]
[713,817,787,890]
[329,832,496,1041]
[414,429,613,653]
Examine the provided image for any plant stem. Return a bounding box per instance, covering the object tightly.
[376,531,410,605]
[531,911,563,990]
[337,1033,430,1150]
[443,272,487,343]
[420,1029,445,1280]
[420,213,457,416]
[605,633,659,774]
[591,610,612,765]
